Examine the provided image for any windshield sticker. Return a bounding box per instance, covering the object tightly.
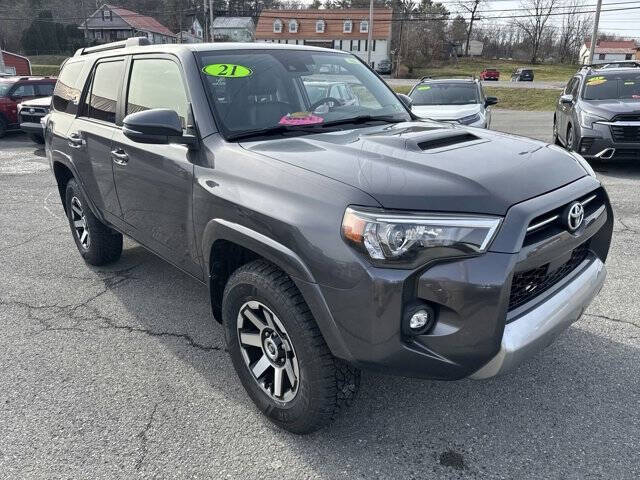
[202,63,252,78]
[345,58,359,64]
[279,112,324,126]
[625,81,635,85]
[417,86,431,90]
[586,76,607,86]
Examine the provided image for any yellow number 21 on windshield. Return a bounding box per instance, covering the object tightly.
[202,64,252,78]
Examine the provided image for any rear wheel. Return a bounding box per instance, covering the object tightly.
[223,260,360,434]
[65,179,123,266]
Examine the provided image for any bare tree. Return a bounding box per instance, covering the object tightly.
[513,0,558,63]
[459,0,482,56]
[557,0,592,63]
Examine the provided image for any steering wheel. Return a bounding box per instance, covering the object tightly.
[310,97,344,112]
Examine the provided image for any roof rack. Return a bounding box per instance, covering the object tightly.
[74,37,150,57]
[419,74,476,82]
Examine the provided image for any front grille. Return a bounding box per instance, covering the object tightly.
[19,113,43,123]
[611,124,640,142]
[508,242,591,311]
[613,114,640,122]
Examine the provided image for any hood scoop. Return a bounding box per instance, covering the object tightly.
[416,131,482,152]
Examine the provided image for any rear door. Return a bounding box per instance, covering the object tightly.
[67,58,125,218]
[111,54,201,278]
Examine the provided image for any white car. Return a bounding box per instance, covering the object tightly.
[408,77,497,128]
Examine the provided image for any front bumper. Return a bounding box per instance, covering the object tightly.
[19,121,45,136]
[470,257,606,379]
[579,123,640,161]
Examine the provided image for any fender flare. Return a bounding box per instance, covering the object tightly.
[202,218,354,362]
[51,157,107,224]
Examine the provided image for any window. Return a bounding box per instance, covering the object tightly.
[289,19,298,33]
[316,20,325,33]
[95,30,102,40]
[360,20,368,33]
[273,19,282,33]
[85,60,124,123]
[564,78,576,95]
[102,9,112,21]
[126,58,189,129]
[36,83,55,96]
[626,54,633,60]
[343,20,352,33]
[53,60,85,114]
[11,84,36,98]
[598,53,605,60]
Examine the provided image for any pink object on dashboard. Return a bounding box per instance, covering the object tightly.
[279,113,324,126]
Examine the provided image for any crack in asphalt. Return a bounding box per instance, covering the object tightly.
[584,313,640,330]
[617,218,639,235]
[135,403,158,471]
[0,226,67,253]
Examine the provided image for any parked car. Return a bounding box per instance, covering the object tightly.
[375,59,392,75]
[408,76,498,128]
[480,68,500,81]
[18,96,51,144]
[554,67,640,161]
[0,76,56,137]
[47,39,612,434]
[511,68,534,82]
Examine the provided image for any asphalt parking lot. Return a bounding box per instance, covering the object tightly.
[1,115,639,479]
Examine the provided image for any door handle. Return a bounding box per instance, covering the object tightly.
[67,132,85,149]
[111,149,129,165]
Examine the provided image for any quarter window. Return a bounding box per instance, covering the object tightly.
[126,58,189,129]
[86,60,124,123]
[53,61,85,114]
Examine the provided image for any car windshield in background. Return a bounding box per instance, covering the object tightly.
[410,83,479,105]
[583,73,640,100]
[197,49,410,139]
[0,82,12,96]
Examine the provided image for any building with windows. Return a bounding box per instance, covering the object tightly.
[255,9,392,68]
[579,39,639,65]
[79,4,176,45]
[212,17,255,43]
[1,50,31,75]
[178,17,204,43]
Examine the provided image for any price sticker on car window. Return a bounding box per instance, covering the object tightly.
[417,86,431,90]
[625,81,635,85]
[345,58,360,64]
[587,76,606,86]
[202,64,252,78]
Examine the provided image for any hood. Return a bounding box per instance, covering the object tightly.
[581,99,640,120]
[241,122,587,215]
[19,96,52,108]
[411,104,481,120]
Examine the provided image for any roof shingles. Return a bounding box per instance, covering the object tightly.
[105,4,175,37]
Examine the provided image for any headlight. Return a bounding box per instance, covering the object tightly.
[579,110,607,129]
[341,207,502,268]
[17,103,23,113]
[458,112,482,125]
[569,151,597,178]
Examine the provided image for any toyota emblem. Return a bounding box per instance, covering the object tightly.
[29,108,35,114]
[565,202,584,232]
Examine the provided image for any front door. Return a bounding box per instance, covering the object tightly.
[111,55,201,278]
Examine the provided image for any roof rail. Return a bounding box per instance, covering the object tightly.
[74,37,150,57]
[419,74,476,82]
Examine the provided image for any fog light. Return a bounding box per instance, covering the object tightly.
[409,310,431,330]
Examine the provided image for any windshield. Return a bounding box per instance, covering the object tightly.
[583,72,640,100]
[409,83,479,105]
[0,82,12,97]
[197,49,410,138]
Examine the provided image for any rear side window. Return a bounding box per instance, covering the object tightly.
[53,61,85,114]
[125,58,189,128]
[36,83,55,96]
[86,60,124,123]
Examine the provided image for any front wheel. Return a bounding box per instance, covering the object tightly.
[553,117,562,146]
[566,124,576,151]
[223,260,360,434]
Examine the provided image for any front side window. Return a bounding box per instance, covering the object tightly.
[53,60,85,113]
[360,20,368,33]
[410,83,480,106]
[0,82,12,97]
[273,20,282,33]
[126,58,189,128]
[11,84,36,98]
[343,20,352,33]
[86,60,124,123]
[583,72,640,100]
[198,49,409,139]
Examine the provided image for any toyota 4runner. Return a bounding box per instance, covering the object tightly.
[46,39,613,434]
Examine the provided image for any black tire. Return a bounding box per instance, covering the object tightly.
[65,179,123,266]
[552,117,562,146]
[566,124,576,151]
[223,260,360,434]
[28,133,45,144]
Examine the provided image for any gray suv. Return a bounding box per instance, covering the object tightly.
[46,39,613,434]
[554,67,640,161]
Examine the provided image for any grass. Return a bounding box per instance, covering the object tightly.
[392,84,559,111]
[27,55,68,66]
[412,58,578,83]
[32,65,61,76]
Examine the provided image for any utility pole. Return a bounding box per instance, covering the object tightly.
[366,0,373,65]
[587,0,603,64]
[209,0,215,42]
[203,0,208,43]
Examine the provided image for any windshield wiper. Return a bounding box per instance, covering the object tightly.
[226,124,327,142]
[319,115,406,128]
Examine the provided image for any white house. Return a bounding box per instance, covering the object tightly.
[178,17,204,43]
[579,39,638,64]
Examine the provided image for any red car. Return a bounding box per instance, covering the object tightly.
[0,76,56,137]
[480,68,500,81]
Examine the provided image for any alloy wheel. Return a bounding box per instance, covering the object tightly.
[70,196,90,249]
[237,300,300,403]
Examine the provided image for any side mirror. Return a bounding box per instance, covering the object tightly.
[485,96,498,107]
[397,93,413,109]
[123,108,197,147]
[560,94,574,105]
